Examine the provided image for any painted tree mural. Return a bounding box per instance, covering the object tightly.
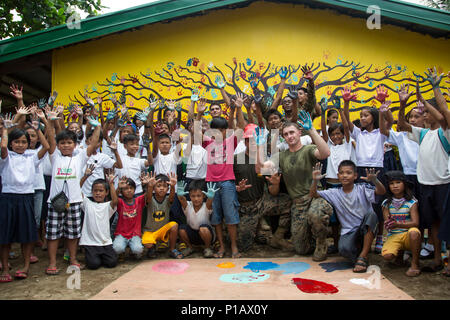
[69,55,448,125]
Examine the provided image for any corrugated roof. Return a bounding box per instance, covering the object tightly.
[0,0,448,63]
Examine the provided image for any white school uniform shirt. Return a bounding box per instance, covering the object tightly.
[80,197,116,246]
[48,148,89,204]
[115,155,148,194]
[387,129,418,175]
[42,152,52,176]
[153,150,179,176]
[81,153,116,197]
[28,148,46,191]
[138,125,148,158]
[326,139,354,179]
[183,202,213,230]
[350,126,387,168]
[183,144,207,179]
[408,126,450,185]
[0,150,42,194]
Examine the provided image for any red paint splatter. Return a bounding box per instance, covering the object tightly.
[292,278,338,294]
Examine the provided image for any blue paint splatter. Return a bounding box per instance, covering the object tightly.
[243,262,279,273]
[220,272,270,284]
[272,262,310,274]
[319,261,354,272]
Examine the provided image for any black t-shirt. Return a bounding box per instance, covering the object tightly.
[233,152,266,203]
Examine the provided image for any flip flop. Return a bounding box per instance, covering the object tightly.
[169,249,184,259]
[405,268,421,277]
[30,255,39,264]
[181,247,193,257]
[45,266,60,275]
[0,274,13,283]
[14,270,28,279]
[213,251,225,259]
[69,263,86,270]
[231,252,241,259]
[353,257,368,273]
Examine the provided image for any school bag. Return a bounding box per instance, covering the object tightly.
[419,128,450,155]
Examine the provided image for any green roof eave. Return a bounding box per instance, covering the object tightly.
[0,0,448,64]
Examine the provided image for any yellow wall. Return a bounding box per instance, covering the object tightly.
[52,1,450,125]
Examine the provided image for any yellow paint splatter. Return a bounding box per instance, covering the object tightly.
[217,262,235,269]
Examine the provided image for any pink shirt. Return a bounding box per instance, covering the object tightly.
[204,135,237,182]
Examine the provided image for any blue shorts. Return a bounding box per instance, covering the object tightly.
[209,180,240,225]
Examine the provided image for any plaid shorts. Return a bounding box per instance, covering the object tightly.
[45,202,82,240]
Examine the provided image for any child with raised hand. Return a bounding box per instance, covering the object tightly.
[381,171,421,277]
[343,85,389,253]
[112,176,147,260]
[79,173,118,270]
[397,72,449,274]
[175,180,217,258]
[310,161,386,272]
[44,110,101,275]
[142,172,182,259]
[0,123,49,282]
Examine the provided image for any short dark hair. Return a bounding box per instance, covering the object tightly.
[210,116,228,129]
[7,128,30,151]
[266,109,283,120]
[328,122,344,137]
[123,134,139,144]
[188,179,206,192]
[86,129,103,141]
[158,133,171,142]
[338,160,357,173]
[298,87,308,94]
[123,178,136,190]
[92,179,109,193]
[327,109,338,118]
[155,174,170,183]
[56,129,77,144]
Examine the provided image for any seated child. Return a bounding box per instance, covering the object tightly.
[142,173,181,259]
[80,174,118,269]
[112,176,152,259]
[310,160,386,273]
[381,171,421,277]
[176,180,217,258]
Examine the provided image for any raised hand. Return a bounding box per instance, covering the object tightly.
[415,81,425,104]
[46,108,61,121]
[55,103,64,115]
[35,108,46,120]
[168,172,177,187]
[135,112,147,122]
[312,163,326,181]
[331,96,341,110]
[202,182,220,199]
[9,84,23,100]
[105,172,117,185]
[301,64,314,81]
[361,168,380,183]
[106,109,118,121]
[297,110,313,131]
[108,140,118,151]
[249,73,259,89]
[265,172,281,185]
[148,97,158,111]
[38,98,47,110]
[175,102,183,112]
[15,105,31,115]
[84,94,95,108]
[215,75,226,89]
[319,97,328,115]
[85,163,96,177]
[415,101,425,114]
[176,181,189,197]
[235,92,245,108]
[397,83,414,104]
[48,91,58,107]
[3,113,17,129]
[424,66,444,88]
[166,100,176,111]
[236,179,252,192]
[197,98,207,114]
[88,116,100,127]
[374,85,389,103]
[140,172,151,186]
[253,126,267,146]
[341,85,357,102]
[97,96,103,105]
[191,89,199,102]
[278,66,288,79]
[118,176,129,189]
[379,100,392,113]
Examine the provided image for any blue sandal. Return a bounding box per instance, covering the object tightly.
[169,249,184,259]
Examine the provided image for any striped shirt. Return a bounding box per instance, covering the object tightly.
[382,198,417,236]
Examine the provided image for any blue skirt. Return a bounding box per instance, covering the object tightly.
[0,193,37,244]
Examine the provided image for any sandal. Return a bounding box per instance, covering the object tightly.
[14,270,28,279]
[421,261,444,273]
[169,249,184,259]
[69,262,86,270]
[231,252,241,259]
[213,251,225,259]
[30,255,39,264]
[146,246,157,259]
[0,274,13,283]
[405,267,421,277]
[45,266,60,275]
[181,247,193,257]
[353,257,368,273]
[203,248,214,258]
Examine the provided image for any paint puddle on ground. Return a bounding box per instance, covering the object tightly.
[243,262,279,272]
[319,261,354,272]
[152,261,189,274]
[273,262,311,274]
[220,272,270,284]
[217,262,235,269]
[292,278,339,294]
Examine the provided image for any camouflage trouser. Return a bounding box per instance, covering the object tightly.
[291,195,333,256]
[237,191,292,252]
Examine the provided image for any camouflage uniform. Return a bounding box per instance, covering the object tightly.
[290,194,333,261]
[237,198,264,252]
